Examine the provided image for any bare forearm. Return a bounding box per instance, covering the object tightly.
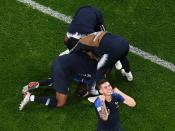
[98,101,108,121]
[114,88,136,107]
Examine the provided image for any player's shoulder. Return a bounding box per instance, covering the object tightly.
[112,92,125,103]
[112,92,121,100]
[94,97,101,107]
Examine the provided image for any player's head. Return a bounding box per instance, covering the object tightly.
[64,36,79,50]
[98,79,112,96]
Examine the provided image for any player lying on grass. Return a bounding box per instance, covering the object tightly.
[22,76,95,98]
[60,5,123,72]
[19,52,98,110]
[94,79,136,131]
[70,31,134,84]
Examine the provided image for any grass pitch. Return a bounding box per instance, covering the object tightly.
[0,0,175,131]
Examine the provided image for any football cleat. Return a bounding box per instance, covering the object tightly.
[19,92,31,111]
[90,88,99,96]
[115,61,122,70]
[22,82,39,94]
[125,72,133,81]
[121,69,133,81]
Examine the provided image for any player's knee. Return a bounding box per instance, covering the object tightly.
[55,92,68,108]
[56,101,66,108]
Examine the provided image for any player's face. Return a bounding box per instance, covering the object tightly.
[100,82,113,96]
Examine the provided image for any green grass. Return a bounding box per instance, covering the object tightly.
[0,0,175,131]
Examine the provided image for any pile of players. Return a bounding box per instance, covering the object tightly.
[19,6,136,131]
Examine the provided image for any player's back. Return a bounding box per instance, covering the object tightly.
[92,33,129,58]
[68,6,104,34]
[53,52,97,76]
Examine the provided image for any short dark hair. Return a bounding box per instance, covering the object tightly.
[97,79,108,90]
[65,37,79,50]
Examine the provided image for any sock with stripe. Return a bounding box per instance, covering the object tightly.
[30,95,57,107]
[39,78,53,87]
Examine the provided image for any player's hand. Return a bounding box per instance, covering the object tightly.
[99,95,105,102]
[113,87,119,93]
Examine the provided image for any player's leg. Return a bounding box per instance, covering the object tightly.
[115,60,122,70]
[22,78,53,93]
[120,57,133,81]
[20,55,71,110]
[95,53,116,84]
[19,92,57,110]
[51,56,70,106]
[55,92,68,107]
[19,91,68,110]
[19,76,68,110]
[120,57,130,73]
[19,66,69,111]
[114,37,133,81]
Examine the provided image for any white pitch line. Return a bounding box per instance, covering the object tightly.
[17,0,175,72]
[130,45,175,72]
[17,0,72,24]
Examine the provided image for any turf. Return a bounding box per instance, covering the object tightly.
[0,0,175,131]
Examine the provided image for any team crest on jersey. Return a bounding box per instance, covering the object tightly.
[115,101,119,108]
[114,101,119,108]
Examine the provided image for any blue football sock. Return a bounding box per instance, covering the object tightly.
[39,78,53,86]
[31,96,57,107]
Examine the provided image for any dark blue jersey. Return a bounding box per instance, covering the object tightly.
[68,6,105,35]
[70,32,130,84]
[52,52,97,94]
[94,93,124,131]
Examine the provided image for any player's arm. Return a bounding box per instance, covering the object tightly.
[94,95,109,121]
[59,49,70,56]
[113,88,136,107]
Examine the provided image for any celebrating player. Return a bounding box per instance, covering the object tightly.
[63,5,105,51]
[94,79,136,131]
[70,31,134,84]
[19,52,98,110]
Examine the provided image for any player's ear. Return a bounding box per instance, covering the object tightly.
[99,89,103,94]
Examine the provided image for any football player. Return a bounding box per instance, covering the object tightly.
[94,79,136,131]
[60,6,123,81]
[64,5,105,50]
[58,6,107,95]
[19,52,98,110]
[22,74,96,97]
[70,31,134,84]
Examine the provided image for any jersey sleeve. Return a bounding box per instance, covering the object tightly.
[112,92,125,102]
[94,97,102,112]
